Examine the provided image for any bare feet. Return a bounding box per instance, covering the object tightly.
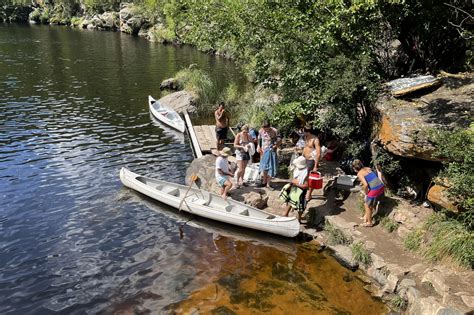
[361,222,374,227]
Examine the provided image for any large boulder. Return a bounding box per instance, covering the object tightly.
[427,184,458,212]
[185,155,221,195]
[99,11,119,30]
[119,4,145,35]
[3,5,33,23]
[159,90,197,113]
[160,78,180,91]
[376,75,473,161]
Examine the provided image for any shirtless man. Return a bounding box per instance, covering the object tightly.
[215,102,230,150]
[302,125,321,200]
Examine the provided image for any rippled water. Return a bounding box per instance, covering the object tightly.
[0,24,386,314]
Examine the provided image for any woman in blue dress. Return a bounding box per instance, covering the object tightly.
[257,120,281,189]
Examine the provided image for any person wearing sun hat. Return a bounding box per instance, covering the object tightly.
[279,155,309,223]
[215,147,234,200]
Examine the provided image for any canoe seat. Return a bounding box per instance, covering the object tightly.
[239,209,249,216]
[161,187,180,197]
[225,205,233,212]
[266,215,276,219]
[192,197,209,206]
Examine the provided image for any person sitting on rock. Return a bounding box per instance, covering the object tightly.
[352,159,385,227]
[215,147,234,200]
[280,156,309,223]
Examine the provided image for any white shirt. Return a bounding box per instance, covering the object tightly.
[293,168,308,186]
[215,156,229,179]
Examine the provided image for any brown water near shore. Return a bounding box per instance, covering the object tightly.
[169,239,386,314]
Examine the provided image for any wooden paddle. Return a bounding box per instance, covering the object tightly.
[178,174,199,211]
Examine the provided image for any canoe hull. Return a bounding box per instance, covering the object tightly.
[148,95,185,133]
[120,167,300,238]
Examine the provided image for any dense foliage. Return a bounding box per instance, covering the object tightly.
[2,0,471,151]
[429,127,474,229]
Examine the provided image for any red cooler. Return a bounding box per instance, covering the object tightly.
[309,171,323,189]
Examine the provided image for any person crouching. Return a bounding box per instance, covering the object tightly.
[280,156,309,223]
[216,147,234,200]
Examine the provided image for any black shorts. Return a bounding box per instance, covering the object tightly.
[216,127,228,141]
[306,159,315,172]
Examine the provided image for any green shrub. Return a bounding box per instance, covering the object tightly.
[351,241,372,266]
[404,229,423,251]
[390,295,407,310]
[222,82,240,108]
[405,214,474,269]
[174,68,217,109]
[380,216,399,233]
[150,24,176,43]
[70,16,84,27]
[232,102,268,130]
[324,221,352,246]
[271,102,304,136]
[429,127,473,228]
[423,214,474,268]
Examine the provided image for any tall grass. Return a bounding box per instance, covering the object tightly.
[380,216,399,233]
[174,68,218,109]
[423,214,473,268]
[404,213,474,269]
[324,221,353,246]
[404,229,423,251]
[351,241,372,266]
[390,295,407,311]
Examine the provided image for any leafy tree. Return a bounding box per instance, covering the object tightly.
[430,127,474,229]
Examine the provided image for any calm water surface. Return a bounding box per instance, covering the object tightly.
[0,24,386,314]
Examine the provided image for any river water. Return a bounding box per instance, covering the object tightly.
[0,24,386,314]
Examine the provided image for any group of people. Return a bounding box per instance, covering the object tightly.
[213,102,384,226]
[214,102,282,196]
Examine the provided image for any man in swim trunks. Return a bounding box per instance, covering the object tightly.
[215,102,230,150]
[302,125,321,200]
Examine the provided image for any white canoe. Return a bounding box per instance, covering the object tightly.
[120,168,301,238]
[148,95,185,133]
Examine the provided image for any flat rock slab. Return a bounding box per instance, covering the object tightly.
[159,90,196,113]
[386,75,442,97]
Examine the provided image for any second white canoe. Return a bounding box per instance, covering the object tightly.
[148,95,185,133]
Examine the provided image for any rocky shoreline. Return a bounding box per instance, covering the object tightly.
[2,3,186,45]
[186,154,473,314]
